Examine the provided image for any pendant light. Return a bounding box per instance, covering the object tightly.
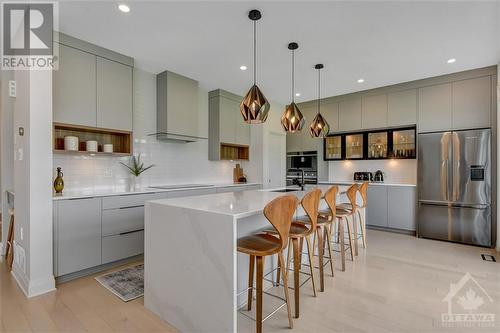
[310,64,330,137]
[240,9,270,124]
[281,42,305,132]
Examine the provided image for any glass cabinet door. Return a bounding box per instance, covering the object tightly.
[368,131,388,159]
[392,128,416,158]
[345,133,364,159]
[325,135,342,160]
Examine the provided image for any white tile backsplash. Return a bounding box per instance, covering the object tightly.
[53,68,237,191]
[328,159,417,184]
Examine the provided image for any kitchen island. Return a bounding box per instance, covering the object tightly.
[144,186,342,332]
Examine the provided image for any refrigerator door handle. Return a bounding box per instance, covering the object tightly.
[451,132,460,202]
[441,159,450,201]
[419,200,489,210]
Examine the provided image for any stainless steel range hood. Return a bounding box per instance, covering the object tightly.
[151,70,207,143]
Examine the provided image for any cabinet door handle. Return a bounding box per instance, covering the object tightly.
[119,229,144,236]
[118,205,144,210]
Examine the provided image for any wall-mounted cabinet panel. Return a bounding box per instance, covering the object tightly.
[418,83,452,133]
[301,106,321,152]
[452,76,491,130]
[362,94,387,129]
[388,89,417,126]
[286,132,302,152]
[322,102,339,132]
[209,89,250,160]
[53,45,97,127]
[97,57,133,131]
[338,99,362,131]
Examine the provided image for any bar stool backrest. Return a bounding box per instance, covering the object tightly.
[264,195,299,251]
[301,188,321,233]
[358,181,369,208]
[346,184,358,215]
[323,185,338,217]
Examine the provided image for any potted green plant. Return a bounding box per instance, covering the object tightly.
[120,154,154,190]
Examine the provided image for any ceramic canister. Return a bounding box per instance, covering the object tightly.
[103,144,114,153]
[64,136,79,151]
[86,140,98,152]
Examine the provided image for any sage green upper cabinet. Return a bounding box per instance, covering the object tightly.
[338,99,362,131]
[322,102,339,132]
[362,94,388,129]
[53,44,97,127]
[97,57,133,131]
[418,83,452,133]
[388,89,417,127]
[208,89,250,160]
[452,76,491,129]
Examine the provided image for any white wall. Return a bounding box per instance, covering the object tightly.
[53,68,239,191]
[497,63,499,252]
[11,69,55,297]
[328,159,417,185]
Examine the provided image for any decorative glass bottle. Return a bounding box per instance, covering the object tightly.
[54,167,64,194]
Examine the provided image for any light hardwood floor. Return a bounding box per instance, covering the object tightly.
[1,230,499,333]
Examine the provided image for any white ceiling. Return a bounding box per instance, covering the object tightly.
[58,1,499,104]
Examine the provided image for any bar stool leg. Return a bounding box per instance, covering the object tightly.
[317,226,325,292]
[278,252,293,329]
[292,238,300,318]
[305,235,317,297]
[352,215,359,256]
[359,209,367,248]
[346,217,355,261]
[248,255,255,310]
[324,224,334,277]
[256,256,264,333]
[298,237,304,270]
[339,218,346,271]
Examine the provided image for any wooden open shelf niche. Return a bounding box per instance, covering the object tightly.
[220,143,249,160]
[53,123,133,156]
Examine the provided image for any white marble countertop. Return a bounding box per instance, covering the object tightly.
[52,182,262,201]
[320,180,416,187]
[148,184,347,219]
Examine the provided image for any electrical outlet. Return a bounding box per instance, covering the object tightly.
[8,80,16,97]
[14,242,26,274]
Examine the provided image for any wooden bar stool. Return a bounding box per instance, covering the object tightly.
[5,208,15,270]
[266,189,320,318]
[238,195,297,333]
[338,181,368,249]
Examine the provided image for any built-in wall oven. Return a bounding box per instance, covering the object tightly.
[286,151,318,186]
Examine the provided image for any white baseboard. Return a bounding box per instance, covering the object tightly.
[11,265,56,298]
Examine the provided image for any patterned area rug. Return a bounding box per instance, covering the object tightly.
[95,264,144,302]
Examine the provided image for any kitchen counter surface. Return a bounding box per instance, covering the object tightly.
[320,180,416,187]
[52,182,262,200]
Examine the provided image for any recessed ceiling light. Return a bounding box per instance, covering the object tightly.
[295,93,301,97]
[447,58,456,64]
[118,4,130,13]
[240,65,247,71]
[357,78,365,83]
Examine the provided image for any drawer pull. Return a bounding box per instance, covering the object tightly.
[118,205,144,210]
[119,229,144,236]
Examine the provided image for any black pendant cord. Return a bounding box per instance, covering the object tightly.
[291,49,295,103]
[253,20,256,86]
[317,67,321,115]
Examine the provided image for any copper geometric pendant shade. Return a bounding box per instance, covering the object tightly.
[281,42,305,132]
[240,9,269,124]
[309,112,330,137]
[240,84,270,123]
[310,63,330,137]
[281,102,305,132]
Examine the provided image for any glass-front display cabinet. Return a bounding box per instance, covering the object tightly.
[345,133,364,159]
[324,135,343,160]
[367,131,388,159]
[391,128,416,158]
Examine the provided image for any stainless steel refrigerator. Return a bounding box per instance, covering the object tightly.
[417,129,492,247]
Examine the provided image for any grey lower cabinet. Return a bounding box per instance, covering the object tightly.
[365,185,416,231]
[366,186,388,227]
[55,198,102,277]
